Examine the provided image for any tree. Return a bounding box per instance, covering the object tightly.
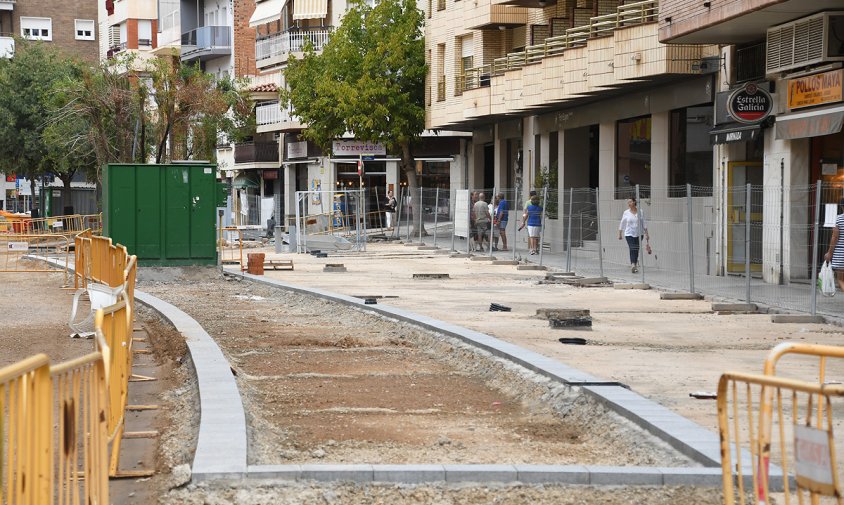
[281,0,427,233]
[0,39,79,205]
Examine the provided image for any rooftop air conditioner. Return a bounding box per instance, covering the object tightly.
[766,11,844,75]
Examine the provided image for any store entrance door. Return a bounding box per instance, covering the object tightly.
[726,161,763,273]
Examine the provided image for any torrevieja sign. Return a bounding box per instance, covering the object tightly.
[728,83,773,124]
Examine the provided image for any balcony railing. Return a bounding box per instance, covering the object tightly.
[255,27,332,65]
[459,0,658,91]
[256,101,300,126]
[106,41,127,60]
[181,26,231,60]
[138,38,152,47]
[234,141,279,164]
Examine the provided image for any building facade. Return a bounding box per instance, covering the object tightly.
[659,0,844,284]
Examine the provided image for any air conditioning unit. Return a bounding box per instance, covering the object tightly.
[766,11,844,75]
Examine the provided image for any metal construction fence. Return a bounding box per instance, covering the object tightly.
[718,343,844,504]
[0,231,139,504]
[361,182,844,318]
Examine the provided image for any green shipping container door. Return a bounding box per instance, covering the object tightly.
[103,163,220,266]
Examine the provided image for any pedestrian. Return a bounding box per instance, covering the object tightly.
[823,198,844,292]
[519,195,542,255]
[617,197,648,273]
[495,192,509,251]
[524,190,537,211]
[384,190,397,230]
[473,192,491,251]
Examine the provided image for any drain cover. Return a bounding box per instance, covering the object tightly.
[558,337,587,345]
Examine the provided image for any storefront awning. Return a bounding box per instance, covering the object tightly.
[775,104,844,140]
[709,124,762,145]
[292,0,328,21]
[249,0,287,27]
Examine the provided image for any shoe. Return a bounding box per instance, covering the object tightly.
[631,266,638,273]
[529,250,536,255]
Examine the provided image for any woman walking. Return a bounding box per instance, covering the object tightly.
[520,195,543,255]
[618,197,648,273]
[824,198,844,292]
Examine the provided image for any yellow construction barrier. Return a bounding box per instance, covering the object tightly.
[0,233,70,284]
[0,221,136,503]
[50,353,110,505]
[0,354,53,504]
[718,343,844,505]
[219,226,244,268]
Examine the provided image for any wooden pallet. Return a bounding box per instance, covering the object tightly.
[264,259,294,271]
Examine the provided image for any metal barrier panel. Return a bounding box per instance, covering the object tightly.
[94,299,133,478]
[219,227,244,268]
[0,233,70,283]
[718,371,844,505]
[0,354,53,504]
[51,353,109,505]
[294,189,367,252]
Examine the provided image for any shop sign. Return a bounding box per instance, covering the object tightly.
[727,83,773,124]
[287,141,307,159]
[332,140,386,156]
[788,69,843,110]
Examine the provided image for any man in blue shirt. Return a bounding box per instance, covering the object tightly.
[494,193,509,251]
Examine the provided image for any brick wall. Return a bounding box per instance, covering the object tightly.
[15,0,99,62]
[234,0,257,77]
[658,0,780,43]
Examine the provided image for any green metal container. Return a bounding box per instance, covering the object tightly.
[103,163,225,266]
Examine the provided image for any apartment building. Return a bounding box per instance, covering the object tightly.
[0,0,99,211]
[659,1,844,284]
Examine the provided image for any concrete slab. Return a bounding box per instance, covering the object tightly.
[493,260,519,265]
[517,265,547,270]
[712,303,757,312]
[372,465,446,483]
[300,464,374,482]
[587,466,663,485]
[614,283,651,290]
[247,465,302,480]
[660,293,704,300]
[771,314,825,324]
[514,465,589,484]
[444,464,518,482]
[417,246,438,251]
[471,256,496,261]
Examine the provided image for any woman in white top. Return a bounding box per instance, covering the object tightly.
[617,198,648,273]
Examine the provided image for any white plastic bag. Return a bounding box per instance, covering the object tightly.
[819,261,836,297]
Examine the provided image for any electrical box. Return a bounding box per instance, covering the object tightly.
[103,163,221,266]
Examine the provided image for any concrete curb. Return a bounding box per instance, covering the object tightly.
[134,291,248,480]
[228,269,725,472]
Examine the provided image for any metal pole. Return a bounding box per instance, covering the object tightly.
[488,187,496,258]
[745,183,751,304]
[433,187,440,249]
[394,186,404,239]
[405,188,412,242]
[811,181,822,315]
[596,187,604,278]
[566,187,573,272]
[687,183,695,294]
[418,186,424,245]
[450,188,456,252]
[539,186,548,266]
[467,188,471,255]
[512,188,518,262]
[636,185,644,283]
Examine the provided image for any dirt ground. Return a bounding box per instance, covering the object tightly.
[139,275,692,468]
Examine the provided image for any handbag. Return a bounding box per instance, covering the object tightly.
[645,241,652,255]
[819,261,836,297]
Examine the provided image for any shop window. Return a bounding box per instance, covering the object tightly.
[616,115,651,199]
[669,105,713,197]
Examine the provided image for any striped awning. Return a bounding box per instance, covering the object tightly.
[292,0,328,21]
[249,0,287,27]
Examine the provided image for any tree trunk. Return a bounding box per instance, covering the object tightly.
[400,141,426,237]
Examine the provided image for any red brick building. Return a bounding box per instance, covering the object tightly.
[0,0,99,61]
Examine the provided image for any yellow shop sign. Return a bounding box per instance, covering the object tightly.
[788,69,843,109]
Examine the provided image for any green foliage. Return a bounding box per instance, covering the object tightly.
[0,39,80,182]
[281,0,426,163]
[535,161,558,219]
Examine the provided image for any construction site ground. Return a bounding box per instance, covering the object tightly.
[4,241,844,503]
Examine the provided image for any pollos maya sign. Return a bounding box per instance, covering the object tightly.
[728,83,773,124]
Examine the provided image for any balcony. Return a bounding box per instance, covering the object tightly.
[429,0,715,129]
[256,101,303,133]
[234,141,280,165]
[255,27,332,69]
[0,0,15,11]
[0,34,12,58]
[180,26,231,63]
[106,42,127,60]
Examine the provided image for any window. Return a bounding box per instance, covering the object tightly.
[138,20,152,46]
[75,19,95,40]
[669,105,713,196]
[616,115,651,199]
[21,17,52,41]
